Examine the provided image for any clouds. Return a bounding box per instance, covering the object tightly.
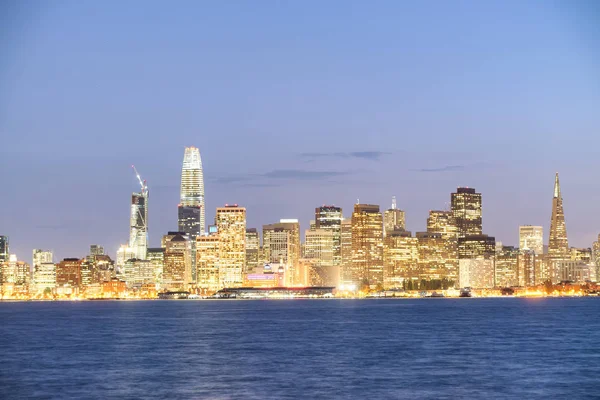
[213,168,352,187]
[412,165,465,173]
[300,151,391,161]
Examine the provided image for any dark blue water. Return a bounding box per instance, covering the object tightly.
[1,299,600,399]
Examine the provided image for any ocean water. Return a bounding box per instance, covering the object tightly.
[1,298,599,399]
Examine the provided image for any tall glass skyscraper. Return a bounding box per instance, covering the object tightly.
[451,187,482,238]
[548,173,569,259]
[129,191,148,260]
[0,236,8,262]
[178,147,205,237]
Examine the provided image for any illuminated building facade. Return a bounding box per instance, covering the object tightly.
[129,191,148,260]
[263,219,300,286]
[519,226,543,255]
[459,259,495,288]
[451,187,482,237]
[124,259,154,286]
[178,146,205,236]
[593,235,600,282]
[245,228,260,274]
[458,235,496,259]
[495,246,518,287]
[383,230,418,288]
[517,251,536,287]
[0,236,8,262]
[147,248,165,284]
[33,249,53,270]
[56,258,82,288]
[89,245,105,256]
[427,211,458,239]
[196,234,220,292]
[416,232,457,283]
[305,228,337,287]
[351,204,383,287]
[217,205,246,288]
[383,197,406,237]
[340,218,353,285]
[314,206,343,267]
[548,173,569,259]
[32,262,56,293]
[1,255,30,290]
[162,232,192,289]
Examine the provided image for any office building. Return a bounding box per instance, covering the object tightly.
[314,206,343,267]
[451,187,482,237]
[495,246,519,287]
[339,218,353,286]
[197,234,220,292]
[459,259,495,288]
[245,228,260,274]
[162,232,192,290]
[519,226,543,255]
[32,262,56,294]
[147,248,165,284]
[383,230,418,288]
[0,236,9,262]
[383,197,406,237]
[124,259,154,287]
[263,219,300,286]
[33,249,53,269]
[178,146,205,236]
[458,235,496,259]
[351,204,383,287]
[217,205,246,288]
[548,173,569,259]
[129,191,148,260]
[56,258,82,288]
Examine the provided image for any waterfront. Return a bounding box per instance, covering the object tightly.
[1,298,600,399]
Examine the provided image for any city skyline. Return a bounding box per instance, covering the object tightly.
[0,155,597,262]
[1,2,599,260]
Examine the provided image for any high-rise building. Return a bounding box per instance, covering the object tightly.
[517,251,536,287]
[383,230,419,288]
[593,235,600,282]
[147,248,165,284]
[416,232,457,284]
[351,204,383,287]
[425,210,459,284]
[162,232,192,290]
[263,219,300,286]
[178,146,205,236]
[383,197,406,237]
[197,234,220,292]
[116,244,135,275]
[33,249,53,269]
[245,228,260,273]
[124,259,154,287]
[217,205,246,288]
[0,236,9,262]
[519,226,543,255]
[451,187,482,237]
[1,255,30,289]
[458,235,496,259]
[304,228,335,268]
[314,206,343,267]
[548,173,569,259]
[129,191,148,260]
[340,218,353,286]
[32,262,56,294]
[495,246,519,287]
[56,258,82,288]
[90,245,105,256]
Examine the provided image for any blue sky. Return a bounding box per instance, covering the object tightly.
[1,1,599,262]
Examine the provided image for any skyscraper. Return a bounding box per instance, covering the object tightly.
[262,219,301,286]
[0,236,9,262]
[196,234,220,292]
[245,228,260,273]
[178,147,205,237]
[383,230,418,289]
[383,197,406,236]
[129,191,148,260]
[162,232,192,290]
[451,187,482,237]
[216,205,246,288]
[519,226,544,255]
[351,204,383,287]
[548,173,569,259]
[314,206,343,267]
[33,249,53,269]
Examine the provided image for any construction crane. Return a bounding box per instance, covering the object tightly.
[131,165,148,195]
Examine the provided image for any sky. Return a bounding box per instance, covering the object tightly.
[1,0,599,263]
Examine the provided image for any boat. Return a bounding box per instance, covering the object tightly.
[459,288,472,297]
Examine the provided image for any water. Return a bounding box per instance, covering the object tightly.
[1,298,599,399]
